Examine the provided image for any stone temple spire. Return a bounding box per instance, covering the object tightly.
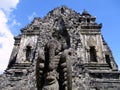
[0,6,120,90]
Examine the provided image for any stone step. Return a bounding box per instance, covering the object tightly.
[83,63,110,70]
[89,71,120,79]
[11,63,31,69]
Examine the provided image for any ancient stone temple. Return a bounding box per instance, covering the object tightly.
[0,6,120,90]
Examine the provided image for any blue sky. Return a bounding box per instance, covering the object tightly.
[0,0,120,73]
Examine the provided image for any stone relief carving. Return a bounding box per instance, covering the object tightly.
[36,17,72,90]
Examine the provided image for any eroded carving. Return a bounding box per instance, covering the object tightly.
[36,17,72,90]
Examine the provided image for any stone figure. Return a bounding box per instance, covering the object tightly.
[36,17,72,90]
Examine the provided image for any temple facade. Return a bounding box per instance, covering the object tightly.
[0,6,120,90]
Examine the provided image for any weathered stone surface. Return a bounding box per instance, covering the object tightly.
[0,6,120,90]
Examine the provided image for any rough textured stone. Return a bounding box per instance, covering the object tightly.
[0,6,120,90]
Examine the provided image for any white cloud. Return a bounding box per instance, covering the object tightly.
[28,12,37,21]
[10,19,21,27]
[0,0,19,13]
[0,0,19,74]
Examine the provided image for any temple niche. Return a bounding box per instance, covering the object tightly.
[0,6,120,90]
